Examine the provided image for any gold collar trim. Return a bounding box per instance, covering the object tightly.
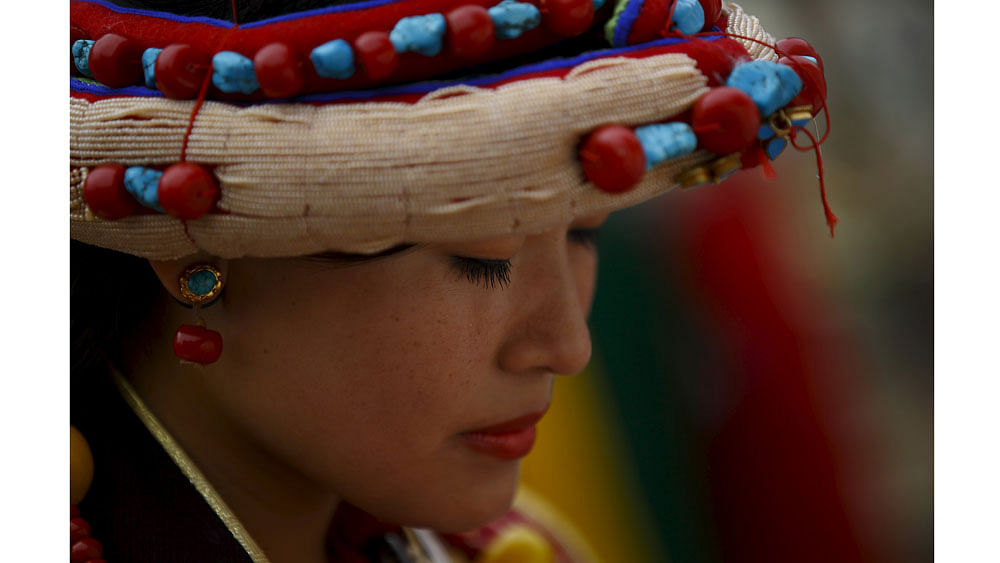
[111,371,271,562]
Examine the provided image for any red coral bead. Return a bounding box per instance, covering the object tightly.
[740,144,763,169]
[84,164,139,220]
[579,125,646,194]
[254,42,305,98]
[698,0,723,30]
[174,325,223,364]
[776,37,823,72]
[155,44,210,99]
[354,32,398,81]
[89,34,144,88]
[70,537,103,562]
[691,86,761,154]
[157,163,219,220]
[70,517,92,543]
[541,0,595,37]
[779,55,827,114]
[446,5,496,59]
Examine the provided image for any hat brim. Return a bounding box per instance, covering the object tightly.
[71,3,780,259]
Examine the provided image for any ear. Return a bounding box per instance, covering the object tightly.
[147,254,229,304]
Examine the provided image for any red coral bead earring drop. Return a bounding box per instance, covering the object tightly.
[174,263,224,365]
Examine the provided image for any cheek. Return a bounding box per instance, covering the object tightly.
[212,260,503,483]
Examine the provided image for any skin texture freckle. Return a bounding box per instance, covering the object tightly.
[132,221,600,538]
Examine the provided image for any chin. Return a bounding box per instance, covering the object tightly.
[426,483,517,533]
[382,462,522,533]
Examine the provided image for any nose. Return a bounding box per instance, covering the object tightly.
[496,237,594,376]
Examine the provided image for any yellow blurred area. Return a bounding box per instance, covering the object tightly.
[520,363,663,563]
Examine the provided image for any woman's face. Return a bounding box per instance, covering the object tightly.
[193,216,603,532]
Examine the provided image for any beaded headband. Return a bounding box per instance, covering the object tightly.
[70,0,832,259]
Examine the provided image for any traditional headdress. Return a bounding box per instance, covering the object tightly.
[70,0,832,260]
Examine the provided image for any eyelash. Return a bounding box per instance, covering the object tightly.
[452,227,600,290]
[568,227,600,248]
[451,257,512,290]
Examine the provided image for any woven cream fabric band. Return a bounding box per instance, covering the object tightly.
[70,3,774,260]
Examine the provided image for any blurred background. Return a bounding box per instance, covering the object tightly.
[523,1,932,561]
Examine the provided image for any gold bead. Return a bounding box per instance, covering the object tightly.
[678,166,712,189]
[476,525,554,563]
[785,105,814,124]
[767,109,793,138]
[710,153,743,183]
[70,425,94,505]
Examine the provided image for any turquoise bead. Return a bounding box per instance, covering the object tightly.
[489,0,541,40]
[141,48,162,89]
[669,0,705,36]
[311,39,355,79]
[72,40,94,78]
[187,269,218,296]
[211,51,259,94]
[390,14,447,56]
[726,60,802,118]
[593,0,607,9]
[634,123,697,170]
[124,166,164,212]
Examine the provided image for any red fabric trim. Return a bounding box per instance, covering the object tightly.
[713,11,728,31]
[71,0,749,101]
[71,0,592,100]
[653,176,872,562]
[626,0,671,45]
[72,35,749,106]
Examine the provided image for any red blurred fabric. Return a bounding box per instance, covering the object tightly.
[655,174,885,562]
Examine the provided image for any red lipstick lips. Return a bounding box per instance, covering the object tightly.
[461,411,546,460]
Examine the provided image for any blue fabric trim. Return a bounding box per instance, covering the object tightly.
[612,0,646,48]
[74,0,234,27]
[71,77,165,98]
[71,35,716,104]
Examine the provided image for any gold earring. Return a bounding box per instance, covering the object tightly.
[173,263,224,365]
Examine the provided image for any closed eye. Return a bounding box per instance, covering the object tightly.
[568,227,600,248]
[450,256,512,290]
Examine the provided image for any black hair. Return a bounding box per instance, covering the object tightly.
[71,240,163,376]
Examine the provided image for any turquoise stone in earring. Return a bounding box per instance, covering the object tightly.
[188,269,218,296]
[178,264,224,306]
